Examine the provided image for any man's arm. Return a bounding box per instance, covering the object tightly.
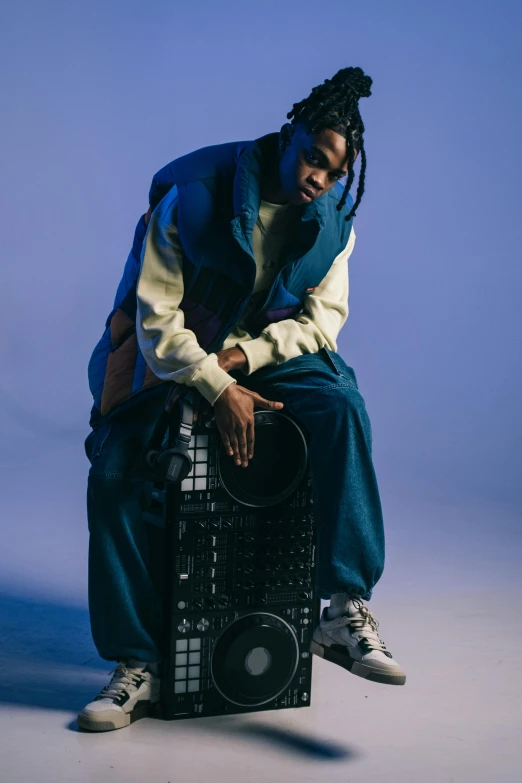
[237,228,355,375]
[138,195,285,472]
[136,191,238,405]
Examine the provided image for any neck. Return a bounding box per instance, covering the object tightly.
[259,150,288,204]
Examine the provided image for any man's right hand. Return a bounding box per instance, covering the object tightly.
[213,384,284,468]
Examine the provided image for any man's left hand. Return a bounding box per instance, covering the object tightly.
[216,346,249,373]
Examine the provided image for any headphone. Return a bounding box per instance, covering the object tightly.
[143,385,196,484]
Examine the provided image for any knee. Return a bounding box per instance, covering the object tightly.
[87,474,150,536]
[315,383,367,419]
[303,385,372,447]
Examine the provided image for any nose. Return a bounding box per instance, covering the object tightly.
[307,175,324,193]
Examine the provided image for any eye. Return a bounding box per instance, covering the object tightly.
[306,152,319,164]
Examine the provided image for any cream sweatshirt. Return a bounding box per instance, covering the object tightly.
[136,188,355,405]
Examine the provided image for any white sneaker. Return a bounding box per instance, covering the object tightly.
[310,598,406,685]
[77,659,161,731]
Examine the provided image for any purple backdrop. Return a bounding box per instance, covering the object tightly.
[0,0,520,603]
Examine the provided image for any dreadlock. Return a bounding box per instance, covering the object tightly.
[285,67,372,221]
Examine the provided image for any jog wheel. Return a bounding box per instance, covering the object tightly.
[218,411,308,507]
[210,612,300,707]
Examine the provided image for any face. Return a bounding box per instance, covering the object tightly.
[277,123,354,206]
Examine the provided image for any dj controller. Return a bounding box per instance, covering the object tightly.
[145,404,319,721]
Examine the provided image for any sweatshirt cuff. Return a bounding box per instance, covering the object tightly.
[190,361,237,405]
[237,334,279,375]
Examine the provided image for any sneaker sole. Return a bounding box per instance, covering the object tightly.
[77,701,160,732]
[310,640,406,685]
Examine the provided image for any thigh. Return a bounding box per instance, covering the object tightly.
[232,346,359,408]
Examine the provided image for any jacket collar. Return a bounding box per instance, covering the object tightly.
[231,131,328,249]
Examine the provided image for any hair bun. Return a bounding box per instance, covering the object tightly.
[334,66,372,99]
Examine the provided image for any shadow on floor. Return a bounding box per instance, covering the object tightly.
[168,719,354,760]
[1,592,353,760]
[216,722,352,759]
[0,591,110,711]
[66,715,353,760]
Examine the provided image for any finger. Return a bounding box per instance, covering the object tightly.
[221,431,234,458]
[252,392,284,409]
[228,431,241,465]
[236,427,249,466]
[246,419,255,459]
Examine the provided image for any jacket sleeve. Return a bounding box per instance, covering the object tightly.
[238,228,355,375]
[135,190,238,405]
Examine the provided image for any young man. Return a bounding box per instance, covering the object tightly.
[80,66,406,732]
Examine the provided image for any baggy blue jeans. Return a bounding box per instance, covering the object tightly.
[85,346,385,663]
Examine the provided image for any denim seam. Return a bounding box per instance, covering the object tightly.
[88,473,144,480]
[290,381,358,409]
[321,347,343,376]
[90,426,112,459]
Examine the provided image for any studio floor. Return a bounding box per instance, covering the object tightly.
[0,440,521,782]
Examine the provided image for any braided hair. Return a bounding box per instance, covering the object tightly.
[285,67,372,221]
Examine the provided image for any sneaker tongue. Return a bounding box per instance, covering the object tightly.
[344,600,363,617]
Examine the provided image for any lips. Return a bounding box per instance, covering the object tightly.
[299,187,316,202]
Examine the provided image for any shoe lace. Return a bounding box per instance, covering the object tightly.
[343,597,388,653]
[97,663,146,701]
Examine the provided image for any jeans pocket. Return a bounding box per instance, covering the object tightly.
[320,347,358,388]
[84,423,112,463]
